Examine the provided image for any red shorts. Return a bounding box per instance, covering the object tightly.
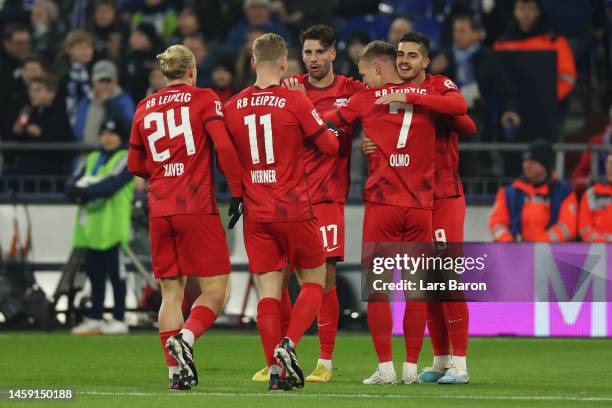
[149,214,231,279]
[432,195,466,243]
[243,218,326,273]
[313,202,345,262]
[362,203,433,242]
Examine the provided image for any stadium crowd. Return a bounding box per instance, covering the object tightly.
[0,0,609,177]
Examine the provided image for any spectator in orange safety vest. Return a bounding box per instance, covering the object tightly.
[578,152,612,242]
[493,0,576,102]
[489,140,577,242]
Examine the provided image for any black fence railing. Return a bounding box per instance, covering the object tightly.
[1,142,609,204]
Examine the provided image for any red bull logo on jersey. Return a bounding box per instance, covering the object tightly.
[334,98,348,108]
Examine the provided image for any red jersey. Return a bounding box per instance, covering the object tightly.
[128,84,241,218]
[224,85,337,223]
[292,74,365,203]
[418,75,473,199]
[326,82,438,209]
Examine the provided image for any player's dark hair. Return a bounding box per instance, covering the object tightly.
[3,23,29,41]
[453,13,483,32]
[359,40,396,63]
[299,24,336,49]
[398,32,430,57]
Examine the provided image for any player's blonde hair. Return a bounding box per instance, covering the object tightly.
[252,33,288,62]
[156,45,196,80]
[359,40,396,63]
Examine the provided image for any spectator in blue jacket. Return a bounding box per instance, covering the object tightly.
[73,60,135,147]
[225,0,294,53]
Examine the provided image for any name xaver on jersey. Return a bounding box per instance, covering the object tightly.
[164,162,184,177]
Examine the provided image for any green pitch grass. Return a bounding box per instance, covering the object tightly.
[1,332,611,407]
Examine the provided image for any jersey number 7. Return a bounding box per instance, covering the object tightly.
[389,102,413,148]
[144,107,195,162]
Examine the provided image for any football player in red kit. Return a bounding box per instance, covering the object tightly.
[363,32,474,384]
[127,45,244,390]
[247,25,364,383]
[223,33,339,391]
[325,39,467,385]
[373,33,473,384]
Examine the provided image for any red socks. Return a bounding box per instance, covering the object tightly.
[183,305,216,340]
[404,301,427,363]
[426,302,450,356]
[367,301,393,362]
[318,287,339,360]
[279,289,292,337]
[446,301,469,356]
[159,329,180,366]
[257,297,281,367]
[286,283,323,346]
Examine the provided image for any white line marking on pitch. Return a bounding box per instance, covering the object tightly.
[80,391,612,401]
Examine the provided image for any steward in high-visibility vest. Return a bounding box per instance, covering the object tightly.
[579,152,612,242]
[489,140,577,242]
[493,0,576,101]
[66,116,134,335]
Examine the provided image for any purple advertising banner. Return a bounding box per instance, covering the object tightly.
[385,243,612,337]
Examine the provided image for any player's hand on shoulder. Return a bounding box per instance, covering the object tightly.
[282,77,306,94]
[228,196,244,229]
[375,92,408,105]
[361,135,377,155]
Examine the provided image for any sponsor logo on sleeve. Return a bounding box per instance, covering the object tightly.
[311,108,324,125]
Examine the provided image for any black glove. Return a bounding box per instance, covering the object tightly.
[326,120,340,138]
[65,185,86,204]
[228,196,243,229]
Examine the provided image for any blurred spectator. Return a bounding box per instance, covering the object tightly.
[493,0,577,102]
[387,16,414,48]
[168,6,201,44]
[4,54,48,139]
[0,24,31,129]
[73,60,135,146]
[284,49,304,78]
[234,26,268,89]
[146,62,165,96]
[182,33,212,88]
[539,0,600,73]
[30,0,63,60]
[130,0,178,42]
[578,151,612,242]
[335,29,369,81]
[89,0,130,61]
[120,23,161,103]
[571,105,612,193]
[481,0,515,45]
[225,0,294,53]
[56,29,97,126]
[67,115,134,335]
[431,13,521,178]
[210,58,237,105]
[11,75,73,176]
[269,0,334,32]
[431,14,520,138]
[489,140,577,242]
